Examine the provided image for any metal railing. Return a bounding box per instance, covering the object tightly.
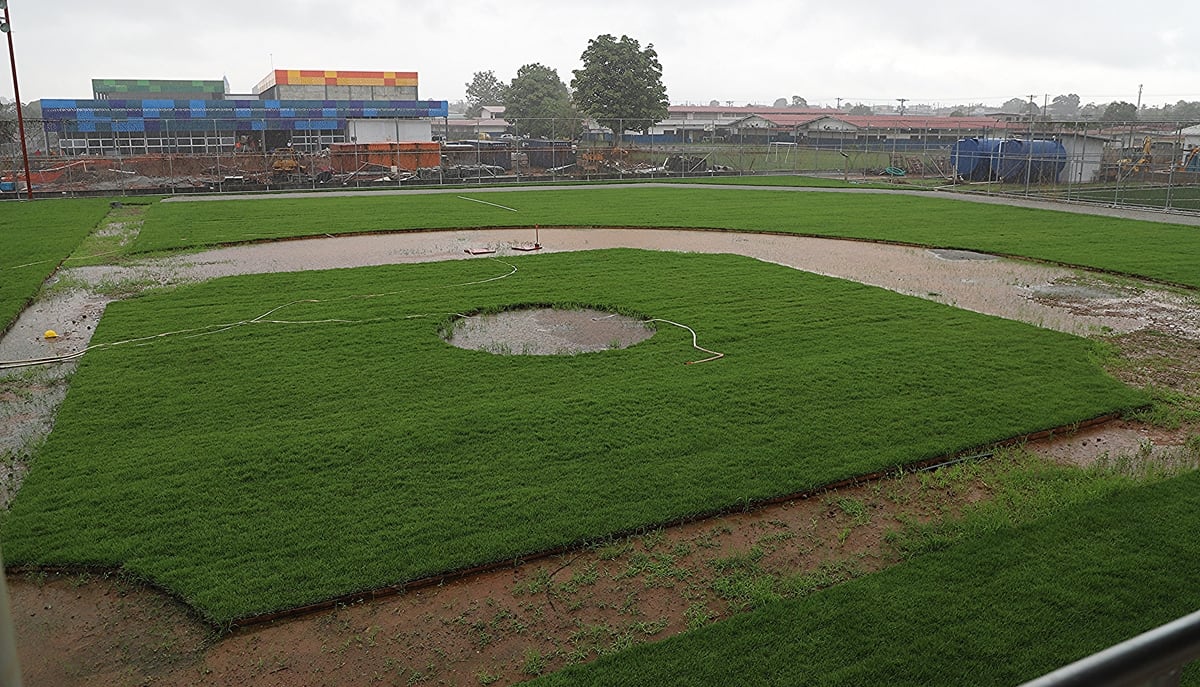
[1019,609,1200,687]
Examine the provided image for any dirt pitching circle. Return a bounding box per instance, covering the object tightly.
[443,307,655,355]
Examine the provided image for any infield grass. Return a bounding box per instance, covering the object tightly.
[0,199,111,331]
[138,187,1200,287]
[0,249,1145,623]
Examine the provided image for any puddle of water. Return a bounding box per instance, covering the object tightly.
[0,290,111,367]
[445,308,654,356]
[928,249,999,262]
[1031,283,1133,300]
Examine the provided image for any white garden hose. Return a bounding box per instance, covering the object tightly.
[645,318,725,365]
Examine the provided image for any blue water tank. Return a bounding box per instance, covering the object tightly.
[997,139,1066,183]
[951,138,1003,181]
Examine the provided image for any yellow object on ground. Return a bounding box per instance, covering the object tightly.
[43,330,58,339]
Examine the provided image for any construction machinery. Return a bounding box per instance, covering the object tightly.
[1182,147,1200,173]
[270,148,305,182]
[1127,136,1155,174]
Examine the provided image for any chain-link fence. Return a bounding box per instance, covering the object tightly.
[2,116,1198,214]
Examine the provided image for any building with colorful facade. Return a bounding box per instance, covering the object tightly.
[34,70,448,156]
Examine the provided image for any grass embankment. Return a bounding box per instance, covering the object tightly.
[533,467,1200,686]
[138,187,1200,287]
[0,199,111,331]
[0,250,1145,624]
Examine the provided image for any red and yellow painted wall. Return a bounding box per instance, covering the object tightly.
[255,70,418,93]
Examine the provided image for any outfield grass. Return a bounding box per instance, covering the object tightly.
[137,187,1200,287]
[532,468,1200,686]
[654,175,911,189]
[0,249,1145,623]
[0,199,111,331]
[1050,183,1200,212]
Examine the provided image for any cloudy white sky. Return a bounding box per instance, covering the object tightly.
[3,0,1197,109]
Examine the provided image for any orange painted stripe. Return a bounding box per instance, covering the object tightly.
[269,69,419,87]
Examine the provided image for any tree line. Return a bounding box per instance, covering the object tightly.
[463,34,668,140]
[995,94,1200,123]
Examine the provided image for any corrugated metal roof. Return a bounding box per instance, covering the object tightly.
[732,112,1026,131]
[735,113,829,126]
[835,115,1020,129]
[668,105,840,116]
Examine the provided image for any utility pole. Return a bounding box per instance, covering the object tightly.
[835,97,842,110]
[2,0,34,200]
[1136,83,1143,113]
[896,98,907,115]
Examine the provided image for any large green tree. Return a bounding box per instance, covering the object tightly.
[571,34,669,141]
[0,98,17,141]
[1101,101,1139,122]
[464,70,506,118]
[1048,93,1080,118]
[503,63,581,139]
[1000,97,1031,114]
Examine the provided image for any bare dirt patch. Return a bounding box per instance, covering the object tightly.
[1106,329,1200,397]
[445,308,654,356]
[6,462,983,687]
[1031,419,1198,468]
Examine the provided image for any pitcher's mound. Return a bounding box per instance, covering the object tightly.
[445,307,654,356]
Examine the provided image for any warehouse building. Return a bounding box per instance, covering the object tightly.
[34,70,448,156]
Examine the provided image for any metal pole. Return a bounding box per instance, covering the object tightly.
[4,2,34,200]
[214,119,221,192]
[0,548,23,687]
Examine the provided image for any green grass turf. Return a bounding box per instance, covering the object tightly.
[1050,184,1200,212]
[531,468,1200,687]
[136,187,1200,287]
[0,250,1145,623]
[0,199,111,331]
[654,175,907,189]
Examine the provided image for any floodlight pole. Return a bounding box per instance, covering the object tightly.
[3,0,34,200]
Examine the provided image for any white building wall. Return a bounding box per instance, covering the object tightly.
[347,119,433,143]
[1181,125,1200,149]
[1059,134,1111,184]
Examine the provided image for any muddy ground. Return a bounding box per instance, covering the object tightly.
[3,207,1199,686]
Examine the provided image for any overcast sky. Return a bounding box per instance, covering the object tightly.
[3,0,1197,109]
